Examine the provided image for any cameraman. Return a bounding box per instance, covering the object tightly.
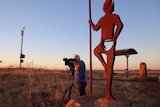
[73,54,87,96]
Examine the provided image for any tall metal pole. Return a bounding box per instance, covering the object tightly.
[20,27,25,68]
[125,54,130,77]
[88,0,92,94]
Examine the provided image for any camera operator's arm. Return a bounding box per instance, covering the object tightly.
[73,62,80,70]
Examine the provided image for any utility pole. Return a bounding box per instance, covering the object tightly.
[20,27,25,68]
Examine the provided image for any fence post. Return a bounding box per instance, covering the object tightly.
[139,62,147,81]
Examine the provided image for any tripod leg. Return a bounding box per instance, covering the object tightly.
[60,76,76,106]
[68,86,72,102]
[60,90,67,106]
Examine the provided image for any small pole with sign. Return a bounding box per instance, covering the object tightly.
[20,27,25,68]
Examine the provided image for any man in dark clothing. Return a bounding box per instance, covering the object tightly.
[73,54,87,96]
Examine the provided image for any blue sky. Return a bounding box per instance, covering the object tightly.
[0,0,160,70]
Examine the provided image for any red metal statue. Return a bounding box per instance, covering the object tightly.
[89,0,123,100]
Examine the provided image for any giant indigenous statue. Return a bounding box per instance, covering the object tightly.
[89,0,123,100]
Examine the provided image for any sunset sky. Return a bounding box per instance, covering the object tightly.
[0,0,160,70]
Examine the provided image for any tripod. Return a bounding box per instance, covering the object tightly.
[60,75,77,106]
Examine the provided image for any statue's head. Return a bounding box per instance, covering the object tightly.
[103,0,114,13]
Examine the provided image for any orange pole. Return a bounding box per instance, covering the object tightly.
[88,0,92,94]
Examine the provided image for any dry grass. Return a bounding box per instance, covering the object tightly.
[0,68,86,107]
[0,68,160,107]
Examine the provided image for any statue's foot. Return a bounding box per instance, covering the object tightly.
[106,95,115,100]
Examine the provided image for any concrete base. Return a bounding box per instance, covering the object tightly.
[65,91,131,107]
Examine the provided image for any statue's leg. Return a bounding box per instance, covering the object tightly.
[105,43,115,100]
[94,44,107,70]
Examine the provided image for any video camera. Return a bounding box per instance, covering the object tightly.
[63,58,76,76]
